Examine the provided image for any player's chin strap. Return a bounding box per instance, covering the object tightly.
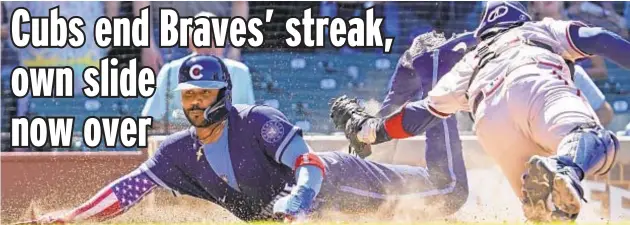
[203,90,229,125]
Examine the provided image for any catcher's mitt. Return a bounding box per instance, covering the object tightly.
[329,95,374,158]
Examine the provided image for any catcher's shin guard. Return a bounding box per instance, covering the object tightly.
[556,123,619,177]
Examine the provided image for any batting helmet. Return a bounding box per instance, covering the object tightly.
[175,54,232,126]
[474,1,531,39]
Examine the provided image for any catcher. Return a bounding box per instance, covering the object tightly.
[27,54,468,224]
[331,1,629,222]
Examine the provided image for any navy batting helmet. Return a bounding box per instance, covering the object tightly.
[175,54,232,126]
[474,1,531,39]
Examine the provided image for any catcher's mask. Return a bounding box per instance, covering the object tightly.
[175,54,232,128]
[475,1,531,40]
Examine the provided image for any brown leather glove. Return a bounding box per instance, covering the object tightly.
[329,95,374,158]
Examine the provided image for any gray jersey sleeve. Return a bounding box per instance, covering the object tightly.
[573,65,606,111]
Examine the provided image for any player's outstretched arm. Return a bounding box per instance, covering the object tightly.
[273,135,325,222]
[34,170,158,224]
[249,105,325,222]
[569,24,630,69]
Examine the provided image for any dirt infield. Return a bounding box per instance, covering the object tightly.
[13,166,609,224]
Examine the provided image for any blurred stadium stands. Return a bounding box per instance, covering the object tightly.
[2,1,630,151]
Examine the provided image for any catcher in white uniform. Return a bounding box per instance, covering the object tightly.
[331,1,630,222]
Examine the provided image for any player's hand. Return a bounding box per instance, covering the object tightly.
[12,207,69,225]
[272,187,316,223]
[34,211,71,225]
[35,216,65,224]
[329,95,374,158]
[13,214,66,225]
[273,197,309,223]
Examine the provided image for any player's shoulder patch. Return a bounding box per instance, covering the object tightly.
[229,105,292,142]
[260,119,285,144]
[247,105,292,144]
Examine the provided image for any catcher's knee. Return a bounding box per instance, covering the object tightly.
[557,123,619,176]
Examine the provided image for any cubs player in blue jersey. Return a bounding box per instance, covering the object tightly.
[27,54,469,224]
[332,1,630,222]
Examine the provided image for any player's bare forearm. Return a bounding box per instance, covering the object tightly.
[596,102,614,126]
[586,56,608,79]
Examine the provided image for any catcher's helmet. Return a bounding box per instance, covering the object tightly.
[474,1,531,39]
[175,54,232,126]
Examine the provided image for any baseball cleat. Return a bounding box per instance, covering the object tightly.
[521,155,583,222]
[552,171,582,215]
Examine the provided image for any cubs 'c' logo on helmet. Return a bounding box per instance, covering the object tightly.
[176,54,231,91]
[175,54,233,127]
[475,1,531,39]
[189,64,204,80]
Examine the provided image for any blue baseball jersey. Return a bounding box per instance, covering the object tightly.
[139,104,300,220]
[133,104,464,220]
